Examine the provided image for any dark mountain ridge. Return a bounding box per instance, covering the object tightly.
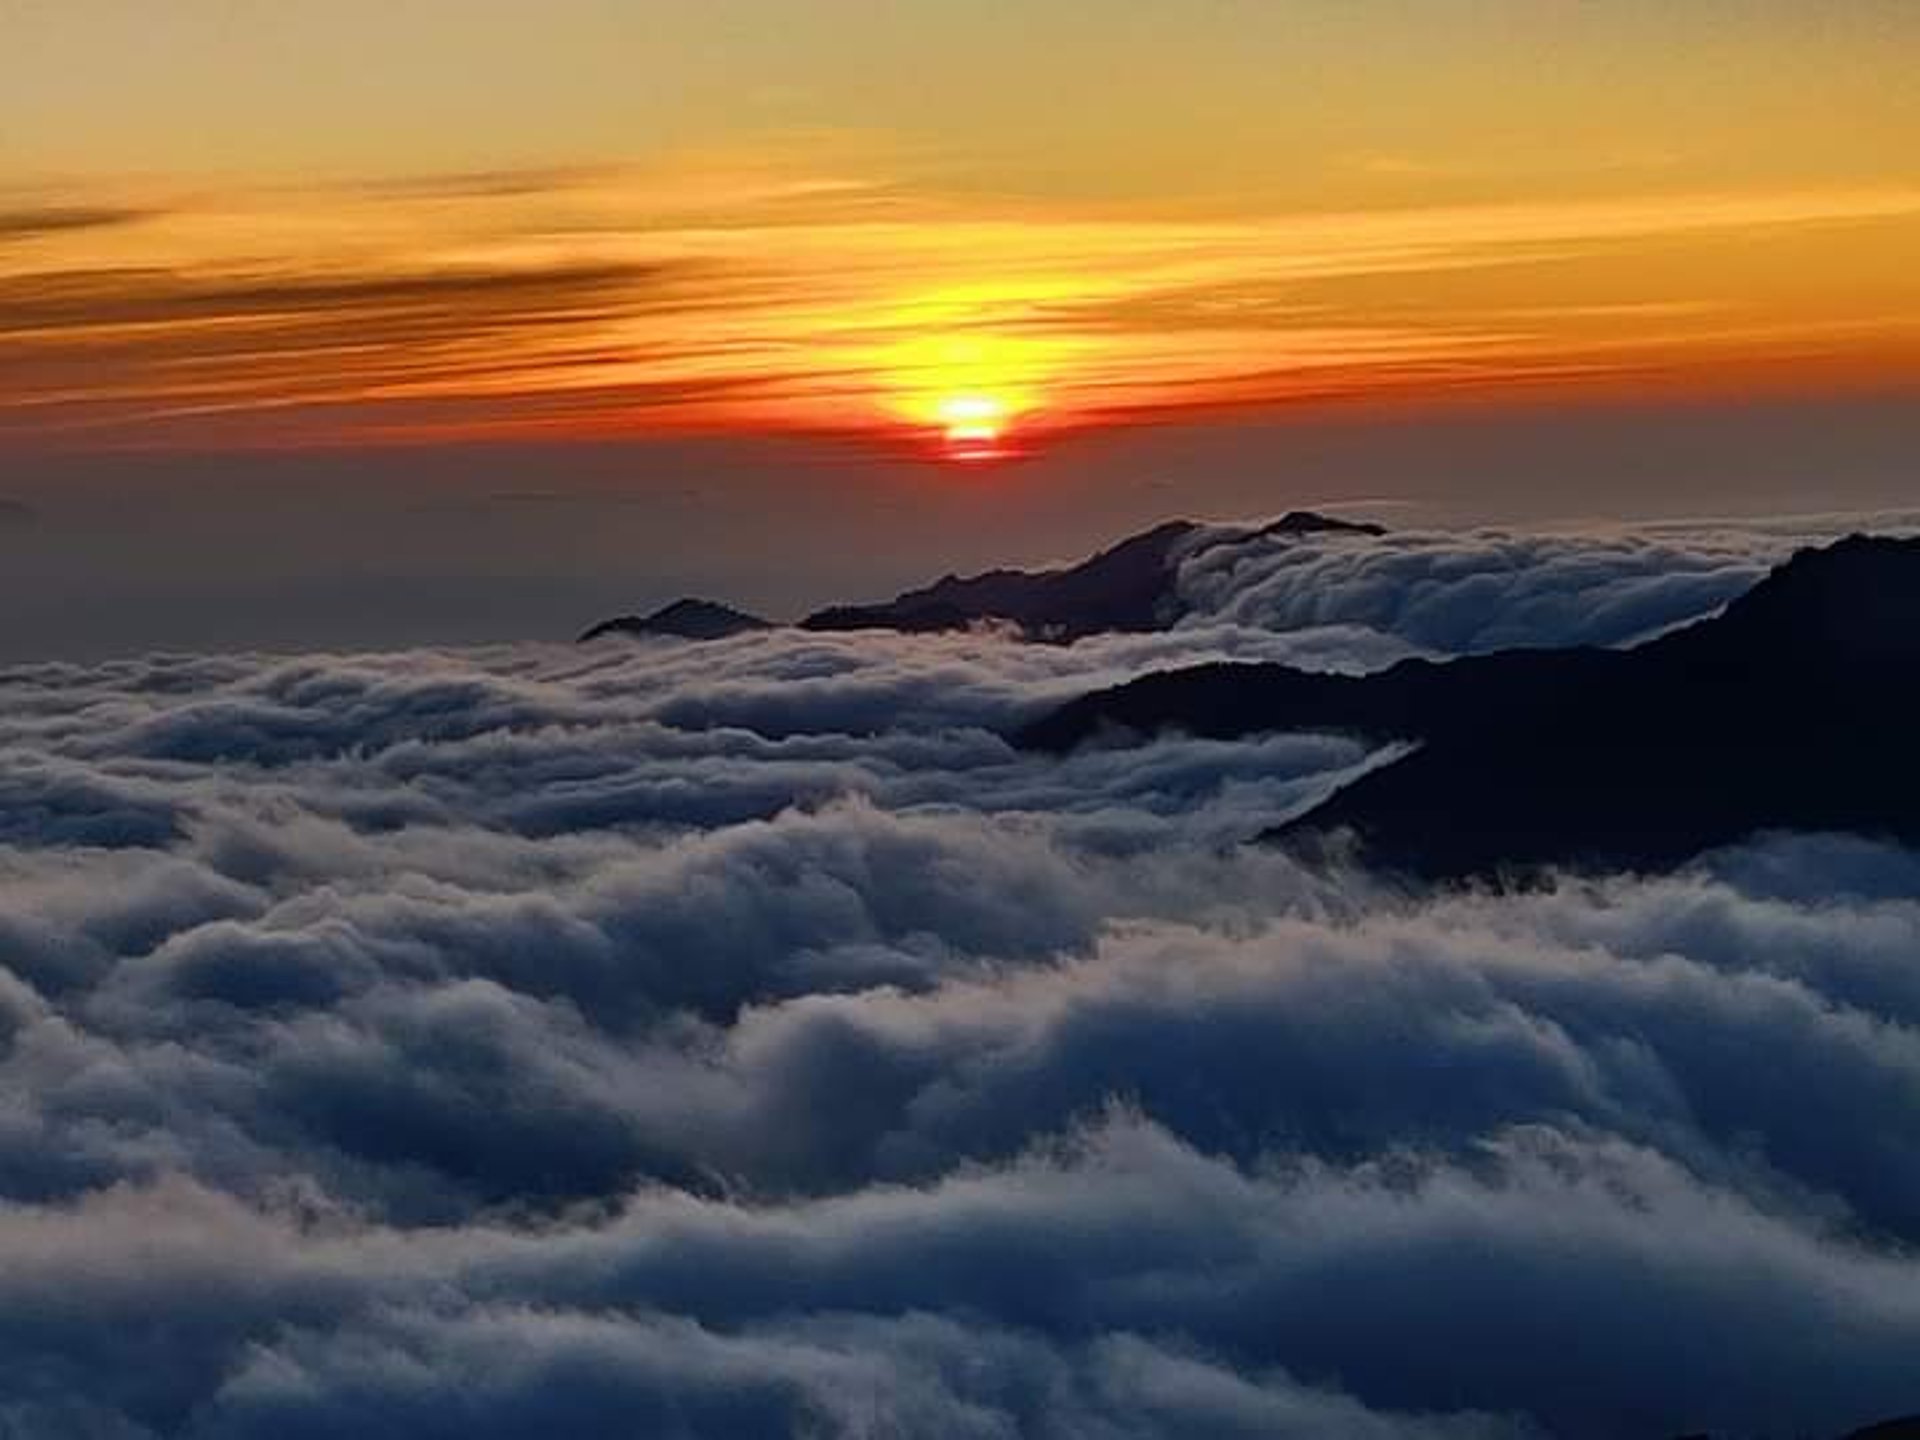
[799,519,1200,638]
[578,509,1384,644]
[577,598,772,643]
[798,509,1385,640]
[1017,534,1920,880]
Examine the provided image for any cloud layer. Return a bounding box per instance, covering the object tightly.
[3,520,1919,1436]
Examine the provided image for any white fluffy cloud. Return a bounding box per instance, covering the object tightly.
[1174,511,1920,652]
[1,518,1916,1437]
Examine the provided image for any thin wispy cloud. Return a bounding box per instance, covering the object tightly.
[6,161,1918,450]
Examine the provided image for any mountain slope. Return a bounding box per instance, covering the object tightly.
[1017,534,1920,879]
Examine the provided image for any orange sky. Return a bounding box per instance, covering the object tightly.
[6,2,1919,458]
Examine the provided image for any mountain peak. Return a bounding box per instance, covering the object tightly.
[1259,510,1388,538]
[578,510,1390,645]
[796,512,1382,640]
[577,597,772,643]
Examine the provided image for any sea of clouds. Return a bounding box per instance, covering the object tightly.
[4,516,1920,1438]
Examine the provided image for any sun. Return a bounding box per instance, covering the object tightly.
[935,393,1010,461]
[873,331,1055,463]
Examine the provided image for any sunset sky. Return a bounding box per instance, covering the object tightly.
[4,1,1918,653]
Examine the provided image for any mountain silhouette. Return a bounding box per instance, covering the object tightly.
[1018,534,1920,879]
[1837,1418,1920,1440]
[576,511,1382,644]
[577,598,772,643]
[799,510,1383,639]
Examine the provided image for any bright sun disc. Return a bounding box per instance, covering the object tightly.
[936,393,1006,437]
[935,394,1011,459]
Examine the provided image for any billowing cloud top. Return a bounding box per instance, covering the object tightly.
[2,518,1919,1438]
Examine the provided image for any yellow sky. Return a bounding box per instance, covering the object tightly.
[5,1,1918,454]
